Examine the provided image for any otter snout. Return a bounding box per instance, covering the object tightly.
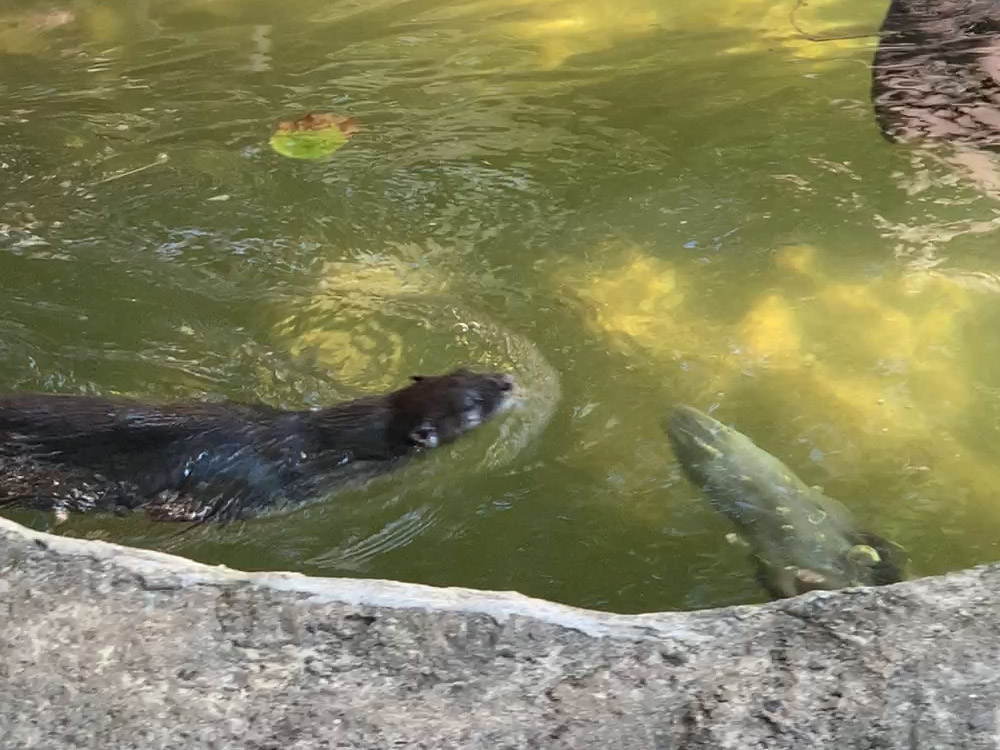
[492,373,518,412]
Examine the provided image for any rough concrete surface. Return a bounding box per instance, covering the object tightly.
[2,516,1000,749]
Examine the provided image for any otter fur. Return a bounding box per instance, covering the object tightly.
[0,368,516,523]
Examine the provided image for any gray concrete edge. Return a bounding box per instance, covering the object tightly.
[0,515,722,640]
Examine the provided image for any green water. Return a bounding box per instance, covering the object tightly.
[4,0,1000,613]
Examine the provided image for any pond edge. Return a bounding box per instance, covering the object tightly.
[2,514,997,748]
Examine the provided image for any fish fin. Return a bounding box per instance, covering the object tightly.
[752,555,795,600]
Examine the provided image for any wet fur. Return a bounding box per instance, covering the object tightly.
[0,368,514,523]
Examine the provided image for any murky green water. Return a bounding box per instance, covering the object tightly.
[4,0,1000,613]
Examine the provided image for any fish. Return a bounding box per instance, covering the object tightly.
[664,405,907,599]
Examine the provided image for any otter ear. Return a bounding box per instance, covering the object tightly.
[410,375,426,382]
[408,423,439,448]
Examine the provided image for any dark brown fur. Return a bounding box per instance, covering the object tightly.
[0,368,515,523]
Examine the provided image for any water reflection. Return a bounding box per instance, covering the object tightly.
[873,0,1000,150]
[873,0,1000,250]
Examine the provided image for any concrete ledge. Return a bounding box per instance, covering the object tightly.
[2,516,999,749]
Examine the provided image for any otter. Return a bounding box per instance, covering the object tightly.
[0,368,516,523]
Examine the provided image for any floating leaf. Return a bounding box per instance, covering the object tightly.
[269,112,359,161]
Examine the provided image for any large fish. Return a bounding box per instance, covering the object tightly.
[664,405,907,599]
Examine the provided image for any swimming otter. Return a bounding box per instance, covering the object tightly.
[872,0,1000,148]
[0,368,516,523]
[664,405,907,599]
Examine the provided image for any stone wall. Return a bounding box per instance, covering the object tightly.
[2,515,998,749]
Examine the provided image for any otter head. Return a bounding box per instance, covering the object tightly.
[387,368,517,452]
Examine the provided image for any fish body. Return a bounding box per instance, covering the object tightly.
[665,405,907,598]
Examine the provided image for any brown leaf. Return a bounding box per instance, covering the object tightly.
[275,112,359,136]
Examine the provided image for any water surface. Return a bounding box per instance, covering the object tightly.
[3,0,1000,612]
